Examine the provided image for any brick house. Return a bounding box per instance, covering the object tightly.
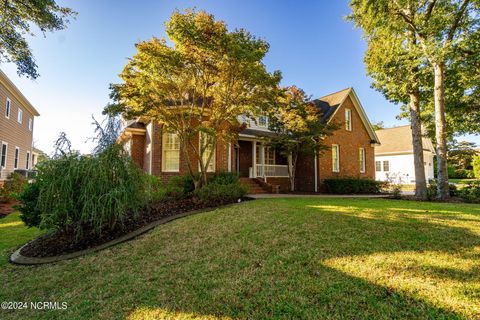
[0,69,40,182]
[120,87,380,193]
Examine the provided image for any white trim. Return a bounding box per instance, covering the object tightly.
[199,132,215,173]
[26,151,30,170]
[5,97,11,119]
[345,108,352,131]
[359,147,366,173]
[332,144,340,173]
[148,122,153,175]
[314,152,318,192]
[14,146,19,169]
[227,143,232,172]
[17,108,23,124]
[162,132,180,172]
[28,118,33,131]
[0,142,8,168]
[326,88,380,144]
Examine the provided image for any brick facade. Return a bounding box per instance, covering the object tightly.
[127,90,377,192]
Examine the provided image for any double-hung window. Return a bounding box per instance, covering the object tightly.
[0,143,7,168]
[383,160,390,172]
[359,148,366,173]
[5,98,11,118]
[332,144,340,172]
[18,108,23,124]
[199,132,215,172]
[28,118,33,131]
[345,108,352,131]
[26,151,30,170]
[162,133,180,172]
[14,147,19,169]
[375,161,381,172]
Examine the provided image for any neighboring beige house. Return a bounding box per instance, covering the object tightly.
[0,69,40,182]
[375,125,435,184]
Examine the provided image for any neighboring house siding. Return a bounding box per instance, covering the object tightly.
[0,78,35,179]
[375,152,435,184]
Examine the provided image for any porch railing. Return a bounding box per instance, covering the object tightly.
[254,164,289,178]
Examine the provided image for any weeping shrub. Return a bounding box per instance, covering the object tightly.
[18,145,145,238]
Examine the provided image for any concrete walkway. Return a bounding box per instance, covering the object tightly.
[248,193,391,199]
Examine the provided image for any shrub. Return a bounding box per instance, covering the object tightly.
[16,182,42,228]
[448,165,456,178]
[143,175,169,203]
[323,177,384,194]
[427,180,457,200]
[0,172,28,202]
[18,145,146,238]
[194,182,247,204]
[209,171,240,185]
[167,175,195,199]
[457,181,480,203]
[194,172,246,204]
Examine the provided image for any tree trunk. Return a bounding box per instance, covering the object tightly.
[409,91,428,200]
[433,62,449,199]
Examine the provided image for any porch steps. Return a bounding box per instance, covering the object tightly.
[239,178,269,194]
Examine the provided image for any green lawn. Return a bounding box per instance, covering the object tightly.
[449,178,479,184]
[1,198,480,319]
[0,212,43,267]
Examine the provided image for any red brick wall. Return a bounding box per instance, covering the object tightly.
[318,96,375,182]
[295,95,375,192]
[130,134,145,168]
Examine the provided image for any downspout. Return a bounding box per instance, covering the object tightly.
[149,122,153,175]
[314,152,318,193]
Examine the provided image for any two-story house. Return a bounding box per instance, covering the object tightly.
[120,87,380,193]
[0,69,40,182]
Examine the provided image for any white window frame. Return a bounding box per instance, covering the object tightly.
[383,160,390,172]
[1,142,8,168]
[17,108,23,124]
[5,98,11,119]
[162,132,180,172]
[28,118,33,131]
[359,148,366,173]
[199,132,215,172]
[26,151,30,170]
[14,147,19,169]
[375,160,381,172]
[257,115,268,128]
[345,108,352,131]
[332,144,340,172]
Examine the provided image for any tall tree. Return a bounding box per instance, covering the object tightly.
[106,9,280,189]
[0,0,76,79]
[389,0,479,199]
[350,0,480,200]
[268,86,334,191]
[349,1,430,200]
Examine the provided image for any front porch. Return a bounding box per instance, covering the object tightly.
[233,139,290,193]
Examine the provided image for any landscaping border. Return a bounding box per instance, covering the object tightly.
[10,201,245,265]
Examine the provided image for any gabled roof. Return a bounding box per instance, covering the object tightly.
[0,69,40,116]
[375,125,435,155]
[313,87,380,144]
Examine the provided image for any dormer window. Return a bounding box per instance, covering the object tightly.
[258,115,268,128]
[345,108,352,131]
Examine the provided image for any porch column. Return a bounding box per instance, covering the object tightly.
[252,140,257,178]
[260,142,265,181]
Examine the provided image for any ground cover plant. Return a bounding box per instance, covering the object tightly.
[2,198,480,319]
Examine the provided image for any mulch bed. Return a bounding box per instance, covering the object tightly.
[20,197,251,258]
[0,200,17,218]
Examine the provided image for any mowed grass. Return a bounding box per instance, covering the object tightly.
[0,212,43,267]
[1,198,480,319]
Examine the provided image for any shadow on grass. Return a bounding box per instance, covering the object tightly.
[1,199,479,319]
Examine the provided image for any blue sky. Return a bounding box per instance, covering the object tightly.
[2,0,478,154]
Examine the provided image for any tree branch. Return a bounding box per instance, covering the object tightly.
[446,0,470,43]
